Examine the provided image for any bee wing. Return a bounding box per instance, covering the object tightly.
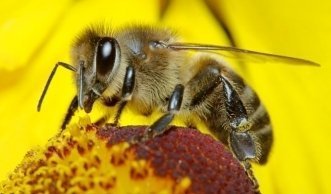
[165,42,319,66]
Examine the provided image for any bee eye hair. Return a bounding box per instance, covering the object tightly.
[96,37,117,76]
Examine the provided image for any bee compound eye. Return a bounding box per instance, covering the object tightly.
[96,37,118,76]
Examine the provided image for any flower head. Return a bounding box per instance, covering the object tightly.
[1,118,256,193]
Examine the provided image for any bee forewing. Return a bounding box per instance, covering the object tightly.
[166,42,320,66]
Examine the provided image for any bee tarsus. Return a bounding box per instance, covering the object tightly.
[242,161,260,194]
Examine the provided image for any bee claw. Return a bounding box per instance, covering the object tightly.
[242,161,260,194]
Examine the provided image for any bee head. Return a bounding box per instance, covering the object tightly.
[74,36,121,113]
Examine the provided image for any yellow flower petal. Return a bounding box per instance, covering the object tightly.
[1,0,330,194]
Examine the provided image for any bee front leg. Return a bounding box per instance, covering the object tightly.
[61,96,78,131]
[95,65,135,126]
[143,84,184,140]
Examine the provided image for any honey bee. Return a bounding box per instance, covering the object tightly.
[37,24,318,189]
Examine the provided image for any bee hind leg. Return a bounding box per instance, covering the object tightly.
[220,76,258,161]
[221,75,260,191]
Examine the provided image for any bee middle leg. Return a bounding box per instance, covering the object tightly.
[143,84,185,139]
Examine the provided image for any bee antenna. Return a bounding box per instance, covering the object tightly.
[37,62,77,112]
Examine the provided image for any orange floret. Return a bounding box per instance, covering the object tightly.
[1,122,256,194]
